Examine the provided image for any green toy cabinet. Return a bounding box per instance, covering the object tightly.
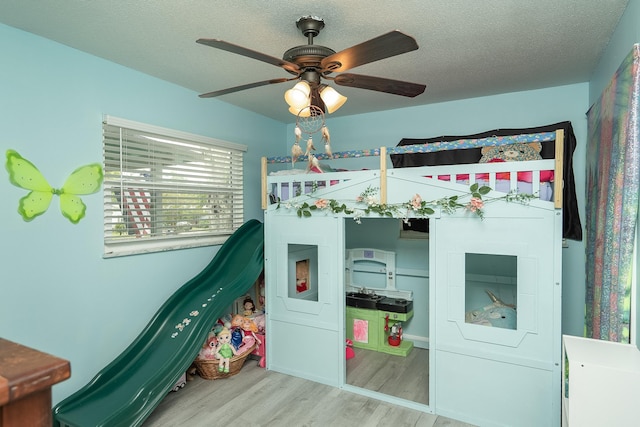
[346,306,380,351]
[346,307,413,356]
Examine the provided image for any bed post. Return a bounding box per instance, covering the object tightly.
[261,156,267,210]
[380,146,387,205]
[554,129,564,209]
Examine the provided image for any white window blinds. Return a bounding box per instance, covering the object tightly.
[103,116,247,257]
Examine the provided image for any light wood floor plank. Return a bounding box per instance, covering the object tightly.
[144,356,476,426]
[347,347,429,405]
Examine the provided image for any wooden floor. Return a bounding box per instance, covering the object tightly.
[144,355,476,427]
[347,347,429,405]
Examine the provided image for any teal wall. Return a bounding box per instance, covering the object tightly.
[0,24,285,404]
[2,0,637,404]
[589,0,639,104]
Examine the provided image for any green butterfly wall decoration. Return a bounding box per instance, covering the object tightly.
[5,149,104,224]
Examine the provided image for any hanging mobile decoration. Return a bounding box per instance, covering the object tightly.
[305,136,316,157]
[321,125,331,156]
[291,105,327,166]
[292,125,303,165]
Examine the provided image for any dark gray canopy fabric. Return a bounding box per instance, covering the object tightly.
[391,121,582,241]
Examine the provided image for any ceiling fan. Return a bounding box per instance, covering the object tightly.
[196,16,426,115]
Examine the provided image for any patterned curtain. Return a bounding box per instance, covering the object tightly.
[585,44,640,342]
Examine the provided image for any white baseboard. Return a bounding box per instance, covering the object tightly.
[405,334,429,349]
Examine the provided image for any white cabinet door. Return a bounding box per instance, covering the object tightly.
[265,213,344,386]
[432,210,561,427]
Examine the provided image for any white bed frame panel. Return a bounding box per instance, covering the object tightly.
[262,131,564,427]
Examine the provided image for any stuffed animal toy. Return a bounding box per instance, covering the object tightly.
[257,274,265,309]
[197,331,218,360]
[215,327,237,373]
[478,141,554,183]
[479,141,543,163]
[186,363,198,381]
[252,313,266,334]
[217,313,233,330]
[465,290,517,329]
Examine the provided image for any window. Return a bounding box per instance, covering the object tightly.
[103,116,247,257]
[288,244,318,301]
[464,252,517,330]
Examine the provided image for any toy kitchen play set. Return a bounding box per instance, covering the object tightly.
[345,249,414,356]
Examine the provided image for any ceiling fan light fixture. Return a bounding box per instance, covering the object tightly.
[319,85,347,114]
[289,105,311,117]
[198,17,425,119]
[284,81,311,109]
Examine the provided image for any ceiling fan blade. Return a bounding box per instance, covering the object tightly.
[197,38,300,74]
[199,78,293,98]
[320,31,419,73]
[333,73,426,97]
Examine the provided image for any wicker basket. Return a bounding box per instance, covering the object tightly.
[194,344,256,380]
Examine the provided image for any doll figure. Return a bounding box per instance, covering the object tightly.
[231,314,244,328]
[215,327,237,373]
[243,296,256,316]
[240,316,261,347]
[296,259,309,293]
[230,327,244,351]
[230,315,260,350]
[230,315,246,350]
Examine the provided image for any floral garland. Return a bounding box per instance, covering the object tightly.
[276,183,537,224]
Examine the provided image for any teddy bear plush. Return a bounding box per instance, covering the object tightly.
[478,141,553,183]
[479,141,543,163]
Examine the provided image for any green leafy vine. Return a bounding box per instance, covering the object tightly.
[276,183,537,223]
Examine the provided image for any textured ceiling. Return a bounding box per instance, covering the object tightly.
[0,0,629,123]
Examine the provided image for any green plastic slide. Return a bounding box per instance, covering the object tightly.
[53,219,264,427]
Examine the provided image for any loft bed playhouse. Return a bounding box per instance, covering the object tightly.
[261,122,578,427]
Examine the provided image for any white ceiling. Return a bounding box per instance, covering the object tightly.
[0,0,629,123]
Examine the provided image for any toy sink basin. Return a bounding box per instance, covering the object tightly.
[346,292,385,309]
[377,297,413,314]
